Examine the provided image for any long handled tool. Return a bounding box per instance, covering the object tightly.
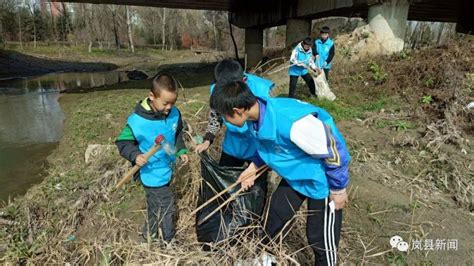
[190,164,268,217]
[197,166,268,225]
[265,63,296,75]
[115,135,165,189]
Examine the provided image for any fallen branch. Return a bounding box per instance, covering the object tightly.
[0,217,19,226]
[190,164,268,217]
[196,166,269,225]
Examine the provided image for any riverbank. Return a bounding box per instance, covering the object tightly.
[0,49,117,80]
[0,40,472,264]
[0,44,227,80]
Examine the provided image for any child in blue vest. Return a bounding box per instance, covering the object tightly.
[194,59,273,245]
[210,81,350,265]
[195,59,274,168]
[289,37,318,99]
[116,73,189,243]
[313,26,335,81]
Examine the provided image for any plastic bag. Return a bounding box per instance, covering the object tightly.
[196,153,267,245]
[314,70,336,101]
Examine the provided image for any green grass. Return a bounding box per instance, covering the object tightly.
[386,252,407,265]
[424,77,435,88]
[399,50,411,60]
[3,43,171,68]
[5,42,165,57]
[308,98,363,120]
[367,61,388,84]
[375,119,417,131]
[347,74,365,85]
[420,95,433,104]
[340,46,352,59]
[302,94,395,121]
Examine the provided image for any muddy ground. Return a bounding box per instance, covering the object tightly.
[0,39,472,264]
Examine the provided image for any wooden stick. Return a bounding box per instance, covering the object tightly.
[115,135,164,189]
[250,56,285,73]
[197,168,268,225]
[265,63,296,75]
[190,165,268,217]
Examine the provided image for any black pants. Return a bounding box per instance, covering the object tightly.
[264,179,342,266]
[142,184,176,242]
[323,69,330,81]
[289,73,316,98]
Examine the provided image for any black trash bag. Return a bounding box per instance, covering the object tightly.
[196,152,267,245]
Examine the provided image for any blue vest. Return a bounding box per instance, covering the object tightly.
[289,44,313,76]
[315,38,334,69]
[255,98,349,199]
[127,107,179,187]
[210,73,273,160]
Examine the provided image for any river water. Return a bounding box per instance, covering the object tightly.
[0,71,128,202]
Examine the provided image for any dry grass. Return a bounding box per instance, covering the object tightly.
[1,38,473,264]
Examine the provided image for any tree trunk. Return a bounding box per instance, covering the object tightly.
[32,6,37,48]
[17,2,22,49]
[212,12,218,50]
[33,21,37,48]
[61,2,68,44]
[161,8,166,51]
[85,4,93,53]
[436,22,445,45]
[228,13,239,61]
[0,16,4,47]
[111,6,120,50]
[49,0,57,42]
[126,6,134,53]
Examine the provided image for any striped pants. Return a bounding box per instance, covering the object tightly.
[264,179,342,266]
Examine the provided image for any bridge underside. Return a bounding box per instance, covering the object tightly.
[54,0,467,26]
[54,0,472,67]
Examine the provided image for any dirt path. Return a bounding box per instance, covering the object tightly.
[340,121,473,264]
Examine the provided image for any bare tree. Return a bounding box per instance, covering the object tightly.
[135,7,161,46]
[26,1,37,48]
[204,11,227,51]
[212,11,218,49]
[125,5,134,53]
[60,2,68,44]
[0,17,2,46]
[0,1,4,46]
[17,0,22,49]
[109,5,120,50]
[92,5,109,50]
[160,8,166,50]
[84,4,94,52]
[48,0,57,42]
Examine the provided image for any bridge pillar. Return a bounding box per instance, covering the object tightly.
[245,28,263,69]
[286,19,311,48]
[368,0,409,53]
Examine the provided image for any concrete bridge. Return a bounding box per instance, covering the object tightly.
[55,0,471,67]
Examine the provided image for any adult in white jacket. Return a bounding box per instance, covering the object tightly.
[288,37,318,98]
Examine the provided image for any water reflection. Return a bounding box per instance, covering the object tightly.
[0,93,63,144]
[0,71,129,95]
[0,71,128,202]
